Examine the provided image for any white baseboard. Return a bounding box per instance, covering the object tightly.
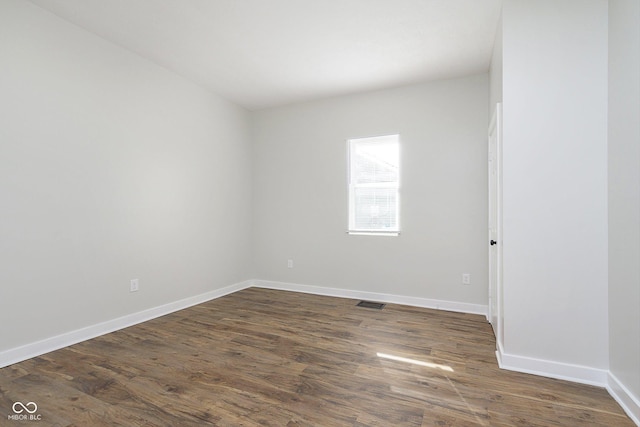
[0,279,486,369]
[496,345,609,387]
[254,278,640,426]
[0,280,252,369]
[495,339,505,368]
[3,278,637,426]
[496,346,639,425]
[607,371,640,426]
[252,279,488,316]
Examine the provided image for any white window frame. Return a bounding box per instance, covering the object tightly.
[347,134,400,236]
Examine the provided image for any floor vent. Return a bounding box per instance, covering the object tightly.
[356,301,386,310]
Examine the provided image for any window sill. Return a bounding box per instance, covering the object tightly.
[347,231,400,237]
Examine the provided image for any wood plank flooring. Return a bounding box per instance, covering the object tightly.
[0,288,634,426]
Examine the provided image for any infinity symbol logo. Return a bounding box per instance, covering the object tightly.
[12,401,38,414]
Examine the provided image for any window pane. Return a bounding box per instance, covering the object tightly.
[353,187,397,230]
[352,139,399,184]
[348,134,400,234]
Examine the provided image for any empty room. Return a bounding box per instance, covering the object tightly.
[1,0,639,425]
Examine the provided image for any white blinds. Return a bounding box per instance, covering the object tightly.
[348,135,400,234]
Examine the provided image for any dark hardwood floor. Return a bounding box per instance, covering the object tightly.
[0,287,633,426]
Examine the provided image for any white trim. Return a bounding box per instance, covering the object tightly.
[495,345,608,387]
[347,231,400,236]
[495,339,505,368]
[0,281,253,368]
[3,277,637,427]
[347,134,401,235]
[0,279,486,368]
[607,372,640,426]
[252,280,488,316]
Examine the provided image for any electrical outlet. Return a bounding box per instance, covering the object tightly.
[462,274,471,285]
[287,259,293,269]
[130,279,139,292]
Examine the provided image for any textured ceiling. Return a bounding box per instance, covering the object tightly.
[30,0,502,110]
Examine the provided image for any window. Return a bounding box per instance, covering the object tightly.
[348,134,400,235]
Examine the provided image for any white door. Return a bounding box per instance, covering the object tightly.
[488,103,503,345]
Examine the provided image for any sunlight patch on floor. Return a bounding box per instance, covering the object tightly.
[376,352,454,372]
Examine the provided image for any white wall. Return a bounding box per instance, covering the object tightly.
[608,0,640,412]
[0,0,252,352]
[3,0,634,410]
[501,0,609,376]
[251,75,489,306]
